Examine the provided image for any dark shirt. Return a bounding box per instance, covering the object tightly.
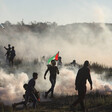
[75,66,92,88]
[45,65,59,79]
[10,49,16,58]
[5,47,11,56]
[27,78,35,93]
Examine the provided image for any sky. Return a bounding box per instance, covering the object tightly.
[0,0,112,25]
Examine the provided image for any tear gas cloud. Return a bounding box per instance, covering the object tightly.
[0,23,112,104]
[0,69,28,104]
[0,23,112,66]
[0,65,112,105]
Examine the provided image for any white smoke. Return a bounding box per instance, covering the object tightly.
[55,67,112,95]
[1,23,112,66]
[0,64,112,105]
[0,23,112,104]
[0,69,28,104]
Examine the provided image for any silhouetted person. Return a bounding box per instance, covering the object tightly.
[57,56,62,68]
[12,84,28,110]
[70,60,92,112]
[41,56,46,63]
[9,46,16,66]
[70,60,76,67]
[25,73,38,109]
[44,60,59,98]
[12,83,40,110]
[4,44,11,62]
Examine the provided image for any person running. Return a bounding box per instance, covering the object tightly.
[12,84,28,110]
[12,83,40,110]
[4,44,11,62]
[70,60,93,112]
[9,46,16,66]
[44,60,59,98]
[25,72,38,109]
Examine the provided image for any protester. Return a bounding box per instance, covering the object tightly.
[4,44,11,62]
[9,46,16,66]
[44,60,59,98]
[70,60,92,112]
[25,72,38,109]
[12,83,40,110]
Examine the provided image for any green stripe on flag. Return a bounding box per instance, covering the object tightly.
[48,55,55,64]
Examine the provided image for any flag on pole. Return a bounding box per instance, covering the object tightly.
[48,52,59,64]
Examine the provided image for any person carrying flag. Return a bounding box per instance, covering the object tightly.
[44,60,59,98]
[48,52,59,64]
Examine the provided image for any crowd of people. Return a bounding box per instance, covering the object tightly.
[4,44,93,112]
[11,59,92,112]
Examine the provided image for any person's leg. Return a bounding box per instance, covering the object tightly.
[12,101,25,110]
[51,79,56,97]
[13,101,25,107]
[25,92,30,107]
[71,86,86,109]
[30,93,37,109]
[71,88,82,107]
[80,101,85,112]
[6,55,8,62]
[71,96,81,107]
[79,86,86,112]
[11,57,14,67]
[45,78,55,98]
[12,59,13,67]
[46,78,54,95]
[9,57,12,66]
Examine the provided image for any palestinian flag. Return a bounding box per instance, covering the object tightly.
[48,52,59,64]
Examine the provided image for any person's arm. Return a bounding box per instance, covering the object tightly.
[87,69,92,90]
[5,52,7,56]
[75,70,79,90]
[44,68,49,79]
[4,47,8,50]
[56,67,59,74]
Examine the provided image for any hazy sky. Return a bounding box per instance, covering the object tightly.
[0,0,112,25]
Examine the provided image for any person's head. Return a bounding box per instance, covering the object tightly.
[58,57,62,61]
[73,60,76,63]
[51,60,56,66]
[12,46,14,50]
[23,84,28,90]
[84,60,89,67]
[8,44,10,47]
[33,72,38,80]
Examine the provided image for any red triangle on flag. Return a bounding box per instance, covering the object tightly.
[55,52,59,61]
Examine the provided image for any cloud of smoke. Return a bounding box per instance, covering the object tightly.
[1,23,112,66]
[0,64,112,105]
[55,66,112,95]
[0,22,112,104]
[0,69,28,105]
